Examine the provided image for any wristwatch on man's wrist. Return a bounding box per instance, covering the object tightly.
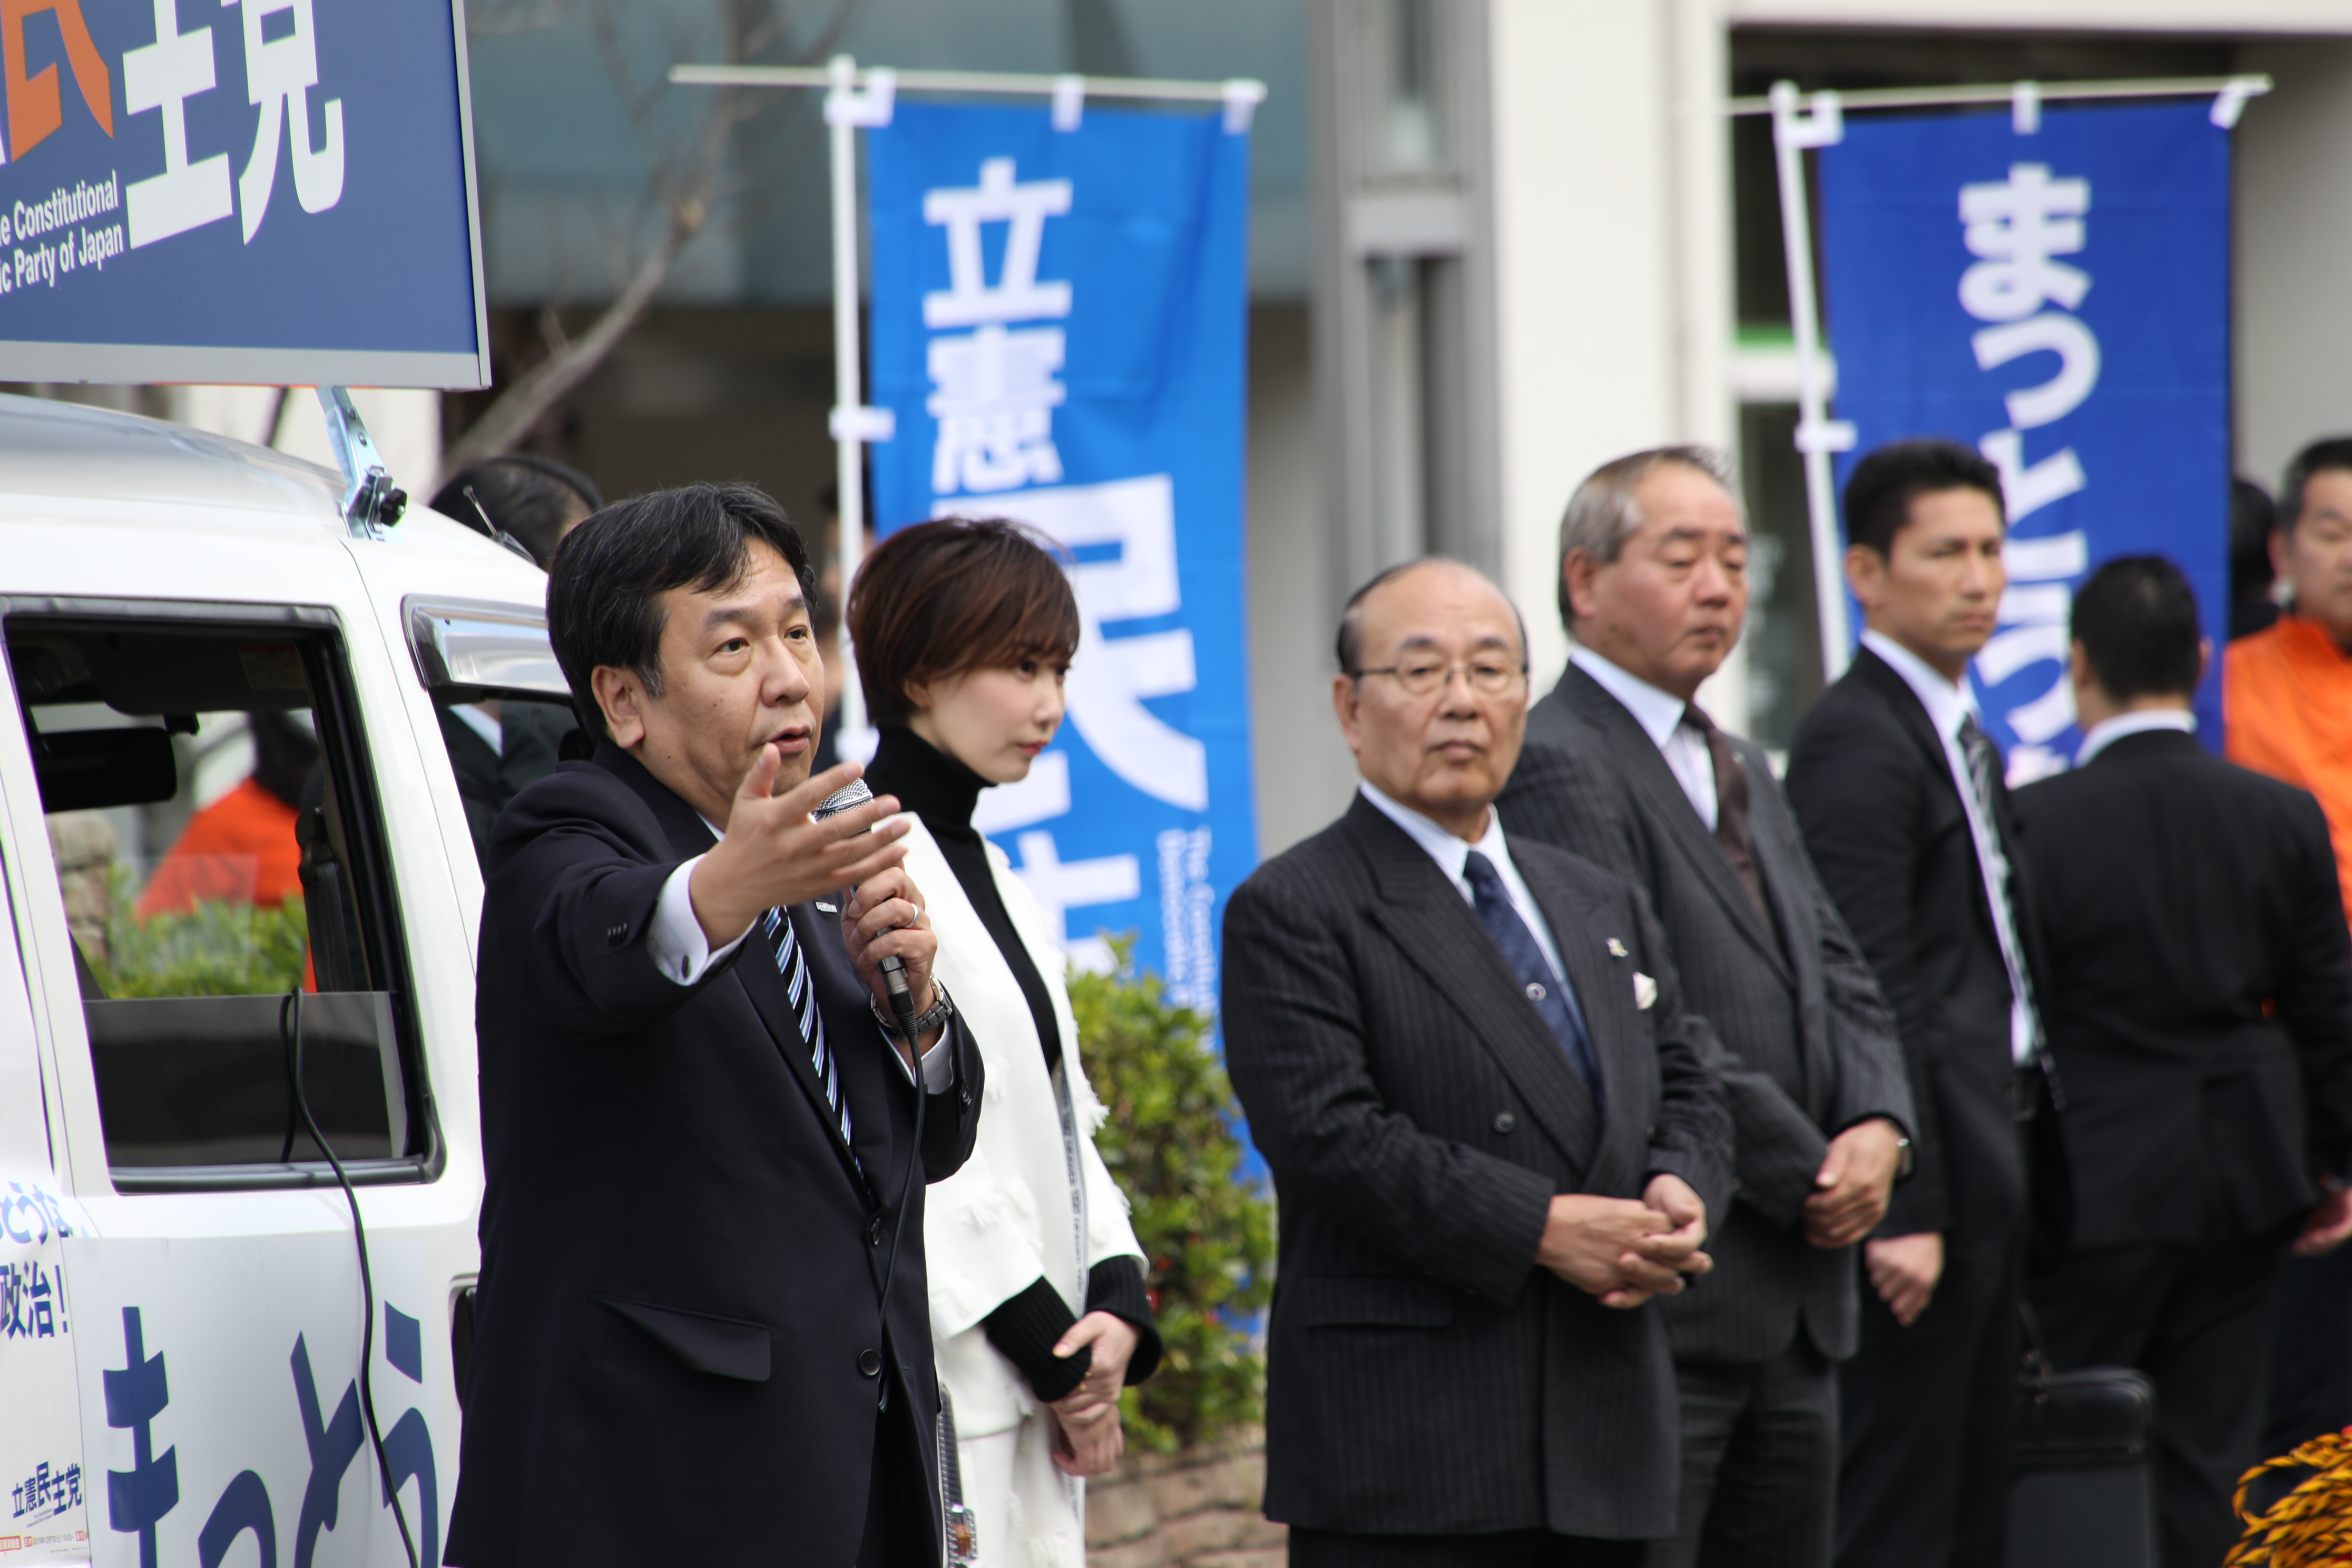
[870,981,955,1043]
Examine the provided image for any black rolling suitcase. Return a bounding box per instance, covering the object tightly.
[2005,1306,2158,1568]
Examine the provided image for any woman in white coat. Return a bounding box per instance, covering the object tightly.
[849,517,1161,1568]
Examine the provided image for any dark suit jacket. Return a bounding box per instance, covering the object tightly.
[1222,794,1732,1541]
[1500,664,1913,1364]
[445,743,983,1567]
[1785,646,2047,1261]
[2013,727,2352,1247]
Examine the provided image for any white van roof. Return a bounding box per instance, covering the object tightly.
[0,392,353,524]
[0,395,531,581]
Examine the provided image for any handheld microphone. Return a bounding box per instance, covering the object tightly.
[812,773,929,1413]
[812,777,918,1035]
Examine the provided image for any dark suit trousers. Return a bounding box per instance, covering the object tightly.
[1835,1242,2018,1568]
[2031,1221,2296,1568]
[856,1359,939,1568]
[1647,1340,1836,1568]
[1290,1528,1644,1568]
[2263,1248,2352,1457]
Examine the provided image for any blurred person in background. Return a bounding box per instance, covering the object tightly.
[1784,440,2057,1568]
[137,709,317,916]
[849,517,1161,1568]
[2016,555,2352,1568]
[1500,446,1913,1568]
[2232,478,2281,641]
[432,453,603,570]
[2226,436,2352,1461]
[428,455,606,858]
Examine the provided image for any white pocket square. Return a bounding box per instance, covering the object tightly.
[1633,972,1658,1011]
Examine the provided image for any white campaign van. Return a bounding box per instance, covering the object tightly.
[0,392,575,1567]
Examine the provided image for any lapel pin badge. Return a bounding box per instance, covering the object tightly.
[1606,938,1628,958]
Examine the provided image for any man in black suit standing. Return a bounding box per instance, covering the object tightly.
[1224,558,1731,1567]
[1783,440,2055,1568]
[1499,446,1914,1568]
[444,484,984,1568]
[2014,555,2352,1568]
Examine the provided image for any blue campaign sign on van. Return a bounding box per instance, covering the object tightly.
[1818,101,2231,780]
[0,0,487,387]
[867,100,1256,1010]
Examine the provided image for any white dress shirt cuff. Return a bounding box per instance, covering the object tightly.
[647,855,753,985]
[912,1029,956,1093]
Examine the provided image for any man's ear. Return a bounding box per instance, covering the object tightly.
[2196,636,2213,688]
[592,665,649,750]
[1562,548,1602,625]
[1844,543,1885,610]
[2067,638,2098,701]
[1331,673,1365,758]
[2269,526,2294,602]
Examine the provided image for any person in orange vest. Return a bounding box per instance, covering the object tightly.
[136,711,318,918]
[2226,435,2352,1464]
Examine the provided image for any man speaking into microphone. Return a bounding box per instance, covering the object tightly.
[445,483,984,1568]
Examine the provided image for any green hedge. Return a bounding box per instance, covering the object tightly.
[91,868,309,998]
[1072,939,1275,1454]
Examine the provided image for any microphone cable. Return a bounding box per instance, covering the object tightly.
[811,778,932,1413]
[281,987,420,1568]
[870,957,925,1412]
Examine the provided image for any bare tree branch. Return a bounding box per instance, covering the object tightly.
[439,0,863,478]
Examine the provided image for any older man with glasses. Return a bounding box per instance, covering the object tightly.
[1222,557,1730,1568]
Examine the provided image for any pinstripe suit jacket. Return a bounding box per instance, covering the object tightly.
[1223,793,1732,1541]
[1498,664,1913,1365]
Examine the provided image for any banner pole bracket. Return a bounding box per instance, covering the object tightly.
[315,387,407,541]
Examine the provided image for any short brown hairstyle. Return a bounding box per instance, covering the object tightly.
[847,517,1081,727]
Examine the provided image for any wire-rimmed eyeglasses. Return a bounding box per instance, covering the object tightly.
[1349,658,1528,699]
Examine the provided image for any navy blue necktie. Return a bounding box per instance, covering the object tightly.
[1463,851,1601,1104]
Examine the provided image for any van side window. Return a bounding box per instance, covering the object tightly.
[7,614,426,1189]
[406,599,581,866]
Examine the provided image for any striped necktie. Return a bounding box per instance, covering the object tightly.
[765,907,854,1152]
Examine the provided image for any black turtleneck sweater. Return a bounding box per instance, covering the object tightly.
[865,727,1160,1400]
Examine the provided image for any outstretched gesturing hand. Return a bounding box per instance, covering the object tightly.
[688,752,911,946]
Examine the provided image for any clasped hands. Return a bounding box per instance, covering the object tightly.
[1538,1174,1711,1309]
[1044,1311,1139,1477]
[687,752,944,1061]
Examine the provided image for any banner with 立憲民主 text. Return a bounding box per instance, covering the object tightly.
[866,99,1256,1008]
[1818,100,2231,779]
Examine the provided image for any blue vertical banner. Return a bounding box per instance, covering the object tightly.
[1818,102,2231,779]
[867,101,1257,1007]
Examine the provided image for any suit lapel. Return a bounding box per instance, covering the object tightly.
[596,744,869,1198]
[1345,799,1604,1174]
[1849,650,2002,945]
[1562,669,1791,984]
